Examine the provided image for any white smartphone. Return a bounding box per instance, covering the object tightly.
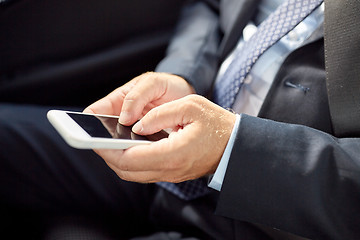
[47,110,168,149]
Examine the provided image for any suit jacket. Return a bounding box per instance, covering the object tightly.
[156,0,360,239]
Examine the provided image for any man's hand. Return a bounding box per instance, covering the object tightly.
[83,72,195,125]
[94,95,236,183]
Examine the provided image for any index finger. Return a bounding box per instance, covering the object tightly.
[118,73,168,125]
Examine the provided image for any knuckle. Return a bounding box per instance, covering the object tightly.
[116,170,129,181]
[181,98,195,111]
[122,95,140,112]
[143,71,154,77]
[115,160,130,172]
[185,94,203,103]
[179,95,205,119]
[182,95,203,109]
[141,71,159,82]
[124,91,140,102]
[138,71,152,79]
[117,171,141,183]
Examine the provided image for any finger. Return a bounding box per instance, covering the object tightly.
[113,170,160,183]
[93,149,125,162]
[110,169,183,183]
[96,134,195,179]
[99,145,191,183]
[119,73,168,125]
[132,95,200,135]
[99,157,159,182]
[96,140,171,171]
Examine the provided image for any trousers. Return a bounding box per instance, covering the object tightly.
[0,104,270,240]
[0,103,312,240]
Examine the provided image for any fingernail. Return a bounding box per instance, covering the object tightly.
[119,112,131,124]
[132,121,143,134]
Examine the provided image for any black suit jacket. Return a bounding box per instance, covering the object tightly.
[157,0,360,239]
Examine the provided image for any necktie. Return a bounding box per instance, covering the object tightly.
[158,0,323,201]
[157,178,211,201]
[213,0,323,109]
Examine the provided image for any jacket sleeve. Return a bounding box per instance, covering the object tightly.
[216,114,360,240]
[155,0,221,96]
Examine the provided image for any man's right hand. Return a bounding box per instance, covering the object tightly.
[83,72,195,125]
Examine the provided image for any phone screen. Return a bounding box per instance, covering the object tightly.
[68,113,168,141]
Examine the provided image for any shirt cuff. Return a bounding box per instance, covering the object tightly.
[208,114,241,191]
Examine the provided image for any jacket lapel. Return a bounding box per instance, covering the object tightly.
[324,0,360,137]
[219,0,260,61]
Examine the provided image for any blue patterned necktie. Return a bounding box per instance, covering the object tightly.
[157,178,211,201]
[158,0,323,201]
[213,0,323,109]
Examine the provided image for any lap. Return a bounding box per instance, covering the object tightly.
[0,103,157,238]
[0,103,270,240]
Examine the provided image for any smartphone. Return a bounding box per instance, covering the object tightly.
[47,110,168,149]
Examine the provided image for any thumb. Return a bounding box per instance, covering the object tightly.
[132,97,195,135]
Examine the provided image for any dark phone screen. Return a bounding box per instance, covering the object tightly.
[68,113,168,141]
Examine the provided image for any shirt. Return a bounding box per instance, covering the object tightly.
[209,1,325,191]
